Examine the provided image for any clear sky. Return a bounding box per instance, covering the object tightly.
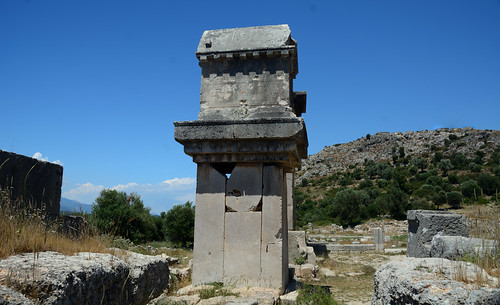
[1,1,499,214]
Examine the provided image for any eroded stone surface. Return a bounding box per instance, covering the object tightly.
[0,285,35,305]
[430,235,498,260]
[407,210,468,258]
[372,257,500,305]
[0,251,169,305]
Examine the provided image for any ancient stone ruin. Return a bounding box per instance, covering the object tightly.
[0,149,62,218]
[407,210,468,258]
[174,24,308,292]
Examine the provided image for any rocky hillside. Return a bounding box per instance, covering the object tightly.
[297,127,500,183]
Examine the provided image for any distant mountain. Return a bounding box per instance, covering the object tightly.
[60,197,92,214]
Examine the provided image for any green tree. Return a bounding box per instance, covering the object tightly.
[437,159,453,177]
[91,189,157,243]
[399,147,405,158]
[411,158,428,173]
[476,173,500,196]
[163,202,195,247]
[386,185,409,220]
[329,189,370,227]
[461,180,481,200]
[432,152,444,164]
[432,190,447,209]
[447,191,463,209]
[448,173,459,184]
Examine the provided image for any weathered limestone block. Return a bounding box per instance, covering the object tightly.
[224,212,262,286]
[192,164,226,285]
[430,235,498,260]
[407,210,468,258]
[373,257,500,305]
[260,165,288,289]
[0,251,169,305]
[196,25,302,121]
[0,150,62,218]
[286,172,295,230]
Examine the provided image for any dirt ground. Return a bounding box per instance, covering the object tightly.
[312,252,406,305]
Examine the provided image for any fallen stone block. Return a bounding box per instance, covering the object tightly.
[319,267,336,277]
[279,290,298,305]
[373,257,500,305]
[430,235,498,260]
[292,263,318,280]
[0,251,169,305]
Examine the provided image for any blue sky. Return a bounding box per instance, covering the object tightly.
[1,1,499,214]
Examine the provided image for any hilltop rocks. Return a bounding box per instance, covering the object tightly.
[372,257,500,305]
[297,128,500,183]
[0,251,169,305]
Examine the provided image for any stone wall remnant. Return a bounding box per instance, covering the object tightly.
[0,150,62,218]
[407,210,468,258]
[174,24,308,292]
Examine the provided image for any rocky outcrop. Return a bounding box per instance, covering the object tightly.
[0,251,169,305]
[372,257,500,305]
[297,128,500,182]
[430,235,498,260]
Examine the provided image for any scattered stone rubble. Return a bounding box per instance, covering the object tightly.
[372,209,500,304]
[0,250,170,305]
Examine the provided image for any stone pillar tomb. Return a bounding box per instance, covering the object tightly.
[174,25,308,292]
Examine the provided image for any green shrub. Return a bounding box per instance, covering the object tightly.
[376,179,388,188]
[359,179,373,189]
[448,173,459,184]
[410,197,435,210]
[469,162,482,173]
[297,285,340,305]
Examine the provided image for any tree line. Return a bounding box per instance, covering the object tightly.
[89,189,195,246]
[296,143,500,228]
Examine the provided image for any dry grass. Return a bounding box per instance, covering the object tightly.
[0,189,110,259]
[455,204,500,282]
